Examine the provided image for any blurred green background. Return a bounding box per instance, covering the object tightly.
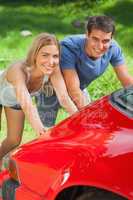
[0,0,133,143]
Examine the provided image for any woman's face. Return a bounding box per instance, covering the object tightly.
[36,44,59,75]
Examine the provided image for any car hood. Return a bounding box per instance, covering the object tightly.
[14,95,133,159]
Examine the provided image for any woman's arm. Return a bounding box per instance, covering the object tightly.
[50,67,78,115]
[6,64,45,136]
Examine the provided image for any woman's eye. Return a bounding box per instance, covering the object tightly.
[42,54,47,57]
[54,55,59,58]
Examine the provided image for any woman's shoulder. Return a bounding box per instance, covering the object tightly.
[8,60,25,71]
[6,60,27,83]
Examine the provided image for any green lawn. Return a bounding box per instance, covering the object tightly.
[0,0,133,143]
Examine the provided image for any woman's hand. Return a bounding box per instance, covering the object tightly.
[39,128,46,136]
[39,127,53,139]
[39,126,51,136]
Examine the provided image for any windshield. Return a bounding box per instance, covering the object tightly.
[110,86,133,118]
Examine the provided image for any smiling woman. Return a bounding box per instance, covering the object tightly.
[0,32,77,169]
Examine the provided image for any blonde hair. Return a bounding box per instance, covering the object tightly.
[25,32,60,67]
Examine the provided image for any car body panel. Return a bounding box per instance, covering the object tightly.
[1,94,133,199]
[15,186,43,200]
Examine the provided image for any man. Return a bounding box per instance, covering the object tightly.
[36,15,133,127]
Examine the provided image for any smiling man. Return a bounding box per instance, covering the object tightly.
[60,15,133,109]
[36,15,133,127]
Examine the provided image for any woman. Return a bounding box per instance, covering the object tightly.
[0,32,77,166]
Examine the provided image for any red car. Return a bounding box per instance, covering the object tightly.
[0,86,133,200]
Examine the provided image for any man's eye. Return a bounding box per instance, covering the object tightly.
[92,38,98,42]
[103,40,111,44]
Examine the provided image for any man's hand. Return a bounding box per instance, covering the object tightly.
[114,64,133,87]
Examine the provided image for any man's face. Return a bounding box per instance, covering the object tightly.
[85,28,112,59]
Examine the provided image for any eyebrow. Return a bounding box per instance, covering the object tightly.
[92,36,111,42]
[41,51,49,54]
[41,51,59,56]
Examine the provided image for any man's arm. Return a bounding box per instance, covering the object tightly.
[62,69,88,110]
[113,64,133,87]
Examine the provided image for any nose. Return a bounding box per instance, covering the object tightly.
[49,56,55,66]
[97,41,104,50]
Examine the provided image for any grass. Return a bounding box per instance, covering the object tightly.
[0,0,133,143]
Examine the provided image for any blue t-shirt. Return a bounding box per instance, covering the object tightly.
[60,34,125,90]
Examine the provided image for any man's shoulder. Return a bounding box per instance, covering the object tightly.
[60,34,85,47]
[110,39,121,50]
[60,34,86,57]
[108,39,125,66]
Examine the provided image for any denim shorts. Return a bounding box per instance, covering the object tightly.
[0,104,22,110]
[11,104,22,110]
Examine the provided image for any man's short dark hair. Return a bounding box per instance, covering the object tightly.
[86,15,115,36]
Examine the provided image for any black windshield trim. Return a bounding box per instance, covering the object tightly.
[110,86,133,118]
